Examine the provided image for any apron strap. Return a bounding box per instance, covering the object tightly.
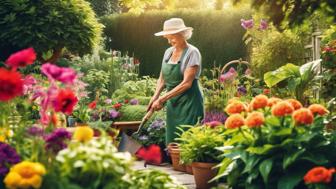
[165,46,189,64]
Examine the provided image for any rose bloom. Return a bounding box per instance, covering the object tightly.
[304,167,335,184]
[5,47,36,68]
[0,68,23,101]
[271,101,294,117]
[225,101,247,114]
[250,94,268,110]
[225,114,245,129]
[286,99,303,110]
[73,126,94,142]
[308,104,329,116]
[292,108,314,125]
[267,97,282,107]
[245,112,265,128]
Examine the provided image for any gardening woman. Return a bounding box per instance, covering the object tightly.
[148,18,204,145]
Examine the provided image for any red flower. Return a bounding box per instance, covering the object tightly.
[133,58,140,65]
[53,89,78,115]
[0,68,23,101]
[263,88,270,95]
[308,104,329,116]
[225,114,245,129]
[113,103,122,110]
[271,101,294,117]
[304,167,335,184]
[286,99,303,110]
[88,101,97,109]
[292,108,314,125]
[5,47,36,69]
[124,99,129,104]
[245,112,265,128]
[136,145,162,165]
[250,94,268,110]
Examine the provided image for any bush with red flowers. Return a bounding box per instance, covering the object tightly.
[214,96,336,189]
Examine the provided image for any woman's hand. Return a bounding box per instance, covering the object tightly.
[151,99,164,111]
[147,96,158,112]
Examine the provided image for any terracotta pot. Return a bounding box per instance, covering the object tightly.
[192,162,217,189]
[168,143,186,172]
[186,164,193,175]
[75,122,88,127]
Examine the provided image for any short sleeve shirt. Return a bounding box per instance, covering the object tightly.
[161,44,202,79]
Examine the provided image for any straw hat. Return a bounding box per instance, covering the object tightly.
[154,18,193,36]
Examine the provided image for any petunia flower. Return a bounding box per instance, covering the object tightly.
[5,47,36,69]
[53,89,78,115]
[22,75,37,95]
[41,63,77,84]
[259,19,268,30]
[241,19,254,29]
[0,68,23,101]
[219,67,238,83]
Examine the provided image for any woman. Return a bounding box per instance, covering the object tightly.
[148,18,204,145]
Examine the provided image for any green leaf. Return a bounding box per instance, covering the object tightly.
[264,63,300,88]
[273,128,293,137]
[259,158,273,184]
[265,116,281,126]
[283,149,305,169]
[246,144,277,155]
[277,169,306,189]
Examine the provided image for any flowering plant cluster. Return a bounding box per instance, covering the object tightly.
[304,166,336,189]
[321,40,336,70]
[214,95,336,189]
[133,118,166,148]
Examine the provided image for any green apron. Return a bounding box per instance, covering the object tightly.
[162,47,204,145]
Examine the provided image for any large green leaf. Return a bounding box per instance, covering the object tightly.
[282,149,305,169]
[264,63,300,88]
[246,144,277,155]
[259,158,273,183]
[277,169,306,189]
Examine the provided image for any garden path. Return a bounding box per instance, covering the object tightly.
[133,161,196,189]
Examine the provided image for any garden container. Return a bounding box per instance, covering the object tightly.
[168,143,186,172]
[191,162,217,189]
[186,164,193,175]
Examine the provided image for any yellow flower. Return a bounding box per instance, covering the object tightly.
[0,135,5,142]
[4,161,46,189]
[73,126,94,142]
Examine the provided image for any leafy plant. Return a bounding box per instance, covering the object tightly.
[177,125,226,164]
[118,105,147,121]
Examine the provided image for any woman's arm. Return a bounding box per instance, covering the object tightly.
[147,71,165,111]
[151,66,198,110]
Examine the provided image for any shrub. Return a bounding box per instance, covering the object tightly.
[101,8,251,76]
[251,29,306,78]
[0,0,103,61]
[118,105,147,121]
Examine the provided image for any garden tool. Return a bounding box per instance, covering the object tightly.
[118,109,154,155]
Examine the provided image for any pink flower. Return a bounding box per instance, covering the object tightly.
[259,19,268,30]
[219,67,238,82]
[23,75,37,94]
[5,47,36,69]
[41,63,77,84]
[241,19,254,29]
[245,68,252,75]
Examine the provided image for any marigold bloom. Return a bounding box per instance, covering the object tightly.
[308,104,329,116]
[73,126,94,142]
[0,68,24,101]
[245,112,265,128]
[4,161,46,189]
[292,108,314,125]
[225,114,245,129]
[304,167,335,184]
[250,94,268,110]
[271,101,294,117]
[5,47,36,68]
[286,99,303,110]
[267,97,282,107]
[225,101,247,114]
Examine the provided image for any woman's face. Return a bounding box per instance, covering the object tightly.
[163,34,185,48]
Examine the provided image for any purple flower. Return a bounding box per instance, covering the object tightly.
[237,86,247,95]
[241,19,254,29]
[219,67,238,83]
[27,125,44,137]
[150,119,166,130]
[130,99,139,105]
[259,19,268,30]
[0,142,21,176]
[44,128,72,153]
[109,109,120,119]
[105,98,112,104]
[202,111,227,124]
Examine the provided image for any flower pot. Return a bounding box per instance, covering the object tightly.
[75,122,88,127]
[67,116,76,127]
[186,164,193,175]
[168,143,186,172]
[192,162,217,189]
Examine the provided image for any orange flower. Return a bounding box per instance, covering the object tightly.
[245,112,265,128]
[250,94,268,110]
[225,114,245,129]
[304,167,335,184]
[271,101,294,117]
[225,101,247,114]
[308,104,329,116]
[292,108,314,125]
[286,99,303,110]
[267,97,282,107]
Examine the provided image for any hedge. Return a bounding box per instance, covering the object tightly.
[101,8,251,76]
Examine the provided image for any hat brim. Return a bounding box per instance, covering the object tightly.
[154,27,193,36]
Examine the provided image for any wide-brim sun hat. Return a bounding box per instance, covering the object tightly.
[154,18,193,36]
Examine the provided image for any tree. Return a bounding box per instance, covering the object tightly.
[86,0,120,16]
[120,0,161,14]
[0,0,103,62]
[234,0,336,29]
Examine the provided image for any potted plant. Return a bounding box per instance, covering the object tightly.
[177,125,226,188]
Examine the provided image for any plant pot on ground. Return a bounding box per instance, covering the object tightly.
[191,162,217,189]
[167,143,186,172]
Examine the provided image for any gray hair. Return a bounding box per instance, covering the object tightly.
[179,29,193,40]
